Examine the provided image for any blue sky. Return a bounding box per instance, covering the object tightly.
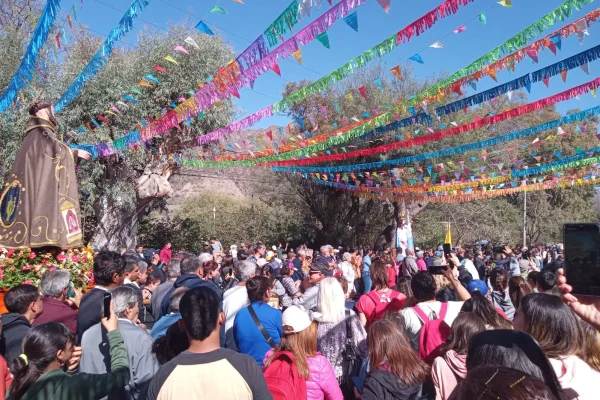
[74,0,600,129]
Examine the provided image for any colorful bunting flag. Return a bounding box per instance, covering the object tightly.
[409,54,424,64]
[210,5,228,14]
[542,75,550,87]
[67,14,73,30]
[526,47,538,63]
[316,32,330,49]
[376,0,390,13]
[184,36,200,50]
[560,69,568,83]
[581,63,590,75]
[164,56,179,65]
[292,49,303,64]
[196,21,214,35]
[358,86,367,100]
[497,0,511,7]
[154,65,169,74]
[174,45,189,55]
[453,25,466,34]
[391,65,402,80]
[478,12,486,24]
[271,63,281,76]
[343,11,358,32]
[373,77,383,92]
[429,41,444,49]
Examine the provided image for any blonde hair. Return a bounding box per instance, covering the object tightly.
[317,277,346,324]
[580,320,600,372]
[351,255,362,279]
[434,275,450,290]
[265,322,317,379]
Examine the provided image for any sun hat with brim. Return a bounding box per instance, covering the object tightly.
[282,306,312,334]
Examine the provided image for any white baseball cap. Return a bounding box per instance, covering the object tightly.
[282,306,312,335]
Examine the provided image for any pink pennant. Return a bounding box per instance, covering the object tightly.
[357,86,367,100]
[547,41,557,55]
[270,63,281,76]
[526,46,538,63]
[376,0,390,13]
[173,45,189,55]
[453,25,466,34]
[542,75,550,87]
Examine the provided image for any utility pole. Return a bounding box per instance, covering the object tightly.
[522,192,527,247]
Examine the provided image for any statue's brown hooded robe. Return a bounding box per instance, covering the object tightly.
[0,116,83,249]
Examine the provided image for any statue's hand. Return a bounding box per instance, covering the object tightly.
[78,150,92,160]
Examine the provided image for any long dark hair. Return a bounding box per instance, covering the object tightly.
[508,276,533,310]
[466,330,564,400]
[246,276,271,303]
[442,313,486,355]
[152,323,189,365]
[9,322,74,400]
[458,366,558,400]
[460,291,513,329]
[518,293,580,358]
[368,319,429,386]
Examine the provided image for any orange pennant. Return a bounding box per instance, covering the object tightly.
[390,65,402,80]
[138,80,154,88]
[560,69,568,83]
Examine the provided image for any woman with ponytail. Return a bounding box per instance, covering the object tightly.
[7,302,130,400]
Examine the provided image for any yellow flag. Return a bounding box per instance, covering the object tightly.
[292,49,303,64]
[497,0,511,7]
[444,223,452,244]
[164,55,179,65]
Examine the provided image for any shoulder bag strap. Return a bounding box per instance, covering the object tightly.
[345,309,353,341]
[248,304,276,349]
[439,302,448,320]
[411,306,430,324]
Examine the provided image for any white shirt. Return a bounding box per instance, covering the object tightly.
[462,259,480,280]
[340,261,355,294]
[123,278,139,288]
[401,301,464,352]
[222,285,249,351]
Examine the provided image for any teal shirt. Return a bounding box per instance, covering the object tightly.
[16,330,130,400]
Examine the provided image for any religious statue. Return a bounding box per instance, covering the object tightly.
[0,100,91,249]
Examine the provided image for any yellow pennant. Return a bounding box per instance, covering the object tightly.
[164,55,179,65]
[292,49,303,64]
[497,0,511,7]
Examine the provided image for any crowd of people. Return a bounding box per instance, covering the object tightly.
[0,239,599,400]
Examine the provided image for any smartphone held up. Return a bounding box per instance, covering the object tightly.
[563,223,600,296]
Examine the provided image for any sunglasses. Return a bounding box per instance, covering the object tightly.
[309,271,323,275]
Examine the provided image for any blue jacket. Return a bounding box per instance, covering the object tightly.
[150,313,181,340]
[160,274,221,316]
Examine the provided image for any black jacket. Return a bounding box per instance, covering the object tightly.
[76,287,106,343]
[0,313,31,363]
[363,369,435,400]
[160,274,221,316]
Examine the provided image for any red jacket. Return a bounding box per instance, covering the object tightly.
[159,247,172,264]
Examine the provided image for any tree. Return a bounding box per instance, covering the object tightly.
[1,4,236,250]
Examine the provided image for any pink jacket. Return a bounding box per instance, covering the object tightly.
[159,247,172,264]
[264,349,343,400]
[550,355,600,399]
[416,258,427,271]
[431,350,467,400]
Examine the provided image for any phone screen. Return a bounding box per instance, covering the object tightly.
[66,283,76,299]
[443,244,452,257]
[564,223,600,296]
[103,292,112,319]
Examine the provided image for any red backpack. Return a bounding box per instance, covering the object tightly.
[412,303,451,364]
[263,351,307,400]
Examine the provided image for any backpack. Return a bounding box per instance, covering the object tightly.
[412,303,451,364]
[263,351,307,400]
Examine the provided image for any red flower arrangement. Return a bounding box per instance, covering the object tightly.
[0,245,95,290]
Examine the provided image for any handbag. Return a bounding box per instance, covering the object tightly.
[248,304,277,348]
[342,309,362,390]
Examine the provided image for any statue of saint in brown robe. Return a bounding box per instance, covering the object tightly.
[0,112,86,249]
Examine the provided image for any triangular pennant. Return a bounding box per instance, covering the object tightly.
[164,55,179,65]
[497,0,511,7]
[478,12,486,24]
[174,45,189,55]
[409,54,424,64]
[580,63,590,75]
[550,34,562,50]
[526,46,538,63]
[270,63,281,76]
[316,32,330,49]
[195,21,214,35]
[542,75,550,87]
[292,49,303,64]
[560,69,568,83]
[373,77,383,92]
[184,36,200,50]
[453,25,466,34]
[358,86,367,100]
[390,65,402,80]
[376,0,390,13]
[210,5,228,14]
[343,11,358,32]
[429,41,444,49]
[547,41,557,55]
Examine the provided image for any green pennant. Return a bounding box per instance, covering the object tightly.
[316,32,330,49]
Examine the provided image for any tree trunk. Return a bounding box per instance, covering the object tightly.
[91,197,154,251]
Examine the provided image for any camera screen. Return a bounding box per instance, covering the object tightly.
[564,224,600,296]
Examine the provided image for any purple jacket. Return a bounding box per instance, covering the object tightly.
[264,349,343,400]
